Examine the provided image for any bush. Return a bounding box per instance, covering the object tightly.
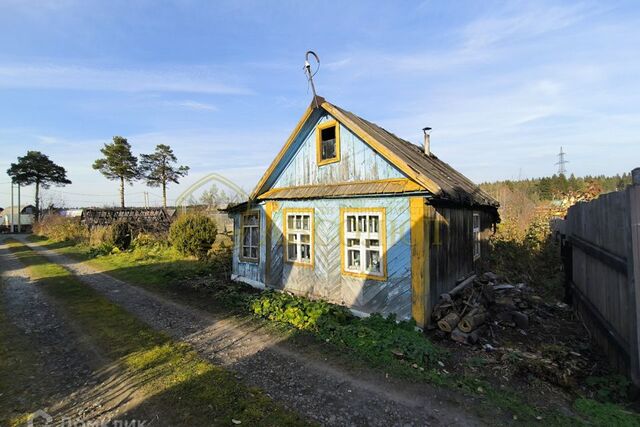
[33,215,87,242]
[169,213,218,259]
[110,221,132,250]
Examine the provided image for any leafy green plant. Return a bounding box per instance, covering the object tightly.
[169,213,218,260]
[249,291,445,369]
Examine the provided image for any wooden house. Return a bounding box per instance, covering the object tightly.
[227,96,499,327]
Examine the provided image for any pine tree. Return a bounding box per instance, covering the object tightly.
[93,136,139,208]
[7,151,71,219]
[140,144,189,208]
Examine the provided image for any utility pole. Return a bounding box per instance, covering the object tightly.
[556,146,568,176]
[17,184,21,233]
[10,182,14,233]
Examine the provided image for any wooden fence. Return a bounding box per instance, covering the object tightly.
[561,168,640,385]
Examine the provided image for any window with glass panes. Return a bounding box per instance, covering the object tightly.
[473,212,481,260]
[342,210,386,278]
[285,210,313,265]
[316,120,340,165]
[241,212,259,262]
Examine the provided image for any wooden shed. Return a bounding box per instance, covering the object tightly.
[227,96,499,327]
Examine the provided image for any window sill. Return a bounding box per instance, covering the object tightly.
[285,260,314,268]
[317,157,340,166]
[341,270,387,282]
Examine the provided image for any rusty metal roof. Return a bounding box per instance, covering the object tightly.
[325,101,498,208]
[257,178,425,200]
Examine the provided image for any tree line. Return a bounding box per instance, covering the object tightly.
[6,137,189,218]
[480,172,632,202]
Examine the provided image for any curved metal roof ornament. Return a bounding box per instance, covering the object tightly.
[304,50,320,108]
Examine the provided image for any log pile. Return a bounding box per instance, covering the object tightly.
[432,272,533,345]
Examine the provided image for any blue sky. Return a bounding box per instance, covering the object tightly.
[0,0,638,208]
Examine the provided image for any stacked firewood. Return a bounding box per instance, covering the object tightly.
[431,272,531,344]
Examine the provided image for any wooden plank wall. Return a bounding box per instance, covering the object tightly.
[273,114,404,188]
[267,197,414,320]
[564,182,640,384]
[427,206,493,307]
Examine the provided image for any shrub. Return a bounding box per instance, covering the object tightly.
[208,234,233,278]
[89,226,113,247]
[169,213,218,259]
[110,221,132,250]
[132,232,169,249]
[87,223,132,251]
[33,215,87,242]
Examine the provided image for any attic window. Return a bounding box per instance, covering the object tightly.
[316,120,340,166]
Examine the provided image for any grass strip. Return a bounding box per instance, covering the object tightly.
[7,240,308,426]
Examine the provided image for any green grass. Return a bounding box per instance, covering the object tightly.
[31,237,640,426]
[7,240,308,426]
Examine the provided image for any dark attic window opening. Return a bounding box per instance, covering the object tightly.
[321,126,337,161]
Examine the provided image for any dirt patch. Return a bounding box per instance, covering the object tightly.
[22,236,486,426]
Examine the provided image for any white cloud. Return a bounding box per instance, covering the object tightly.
[0,63,252,95]
[168,100,218,111]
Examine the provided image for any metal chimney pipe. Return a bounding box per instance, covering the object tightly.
[422,127,432,156]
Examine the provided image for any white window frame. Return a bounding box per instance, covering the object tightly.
[284,209,314,267]
[240,211,260,263]
[473,212,481,260]
[341,208,387,280]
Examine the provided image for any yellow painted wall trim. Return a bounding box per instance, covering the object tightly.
[339,207,388,281]
[316,119,341,166]
[321,101,442,195]
[282,208,315,268]
[410,197,427,327]
[264,201,277,284]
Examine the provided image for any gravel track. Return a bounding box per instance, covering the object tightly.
[0,238,150,425]
[20,236,484,427]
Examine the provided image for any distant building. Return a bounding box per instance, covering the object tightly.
[2,205,36,232]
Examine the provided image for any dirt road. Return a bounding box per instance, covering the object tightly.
[2,236,484,426]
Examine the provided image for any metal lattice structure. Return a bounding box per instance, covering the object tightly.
[81,208,177,232]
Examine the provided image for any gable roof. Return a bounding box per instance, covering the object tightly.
[251,96,498,208]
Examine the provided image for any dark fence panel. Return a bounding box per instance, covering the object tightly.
[561,168,640,385]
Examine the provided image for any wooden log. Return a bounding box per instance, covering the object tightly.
[441,274,477,301]
[512,311,529,329]
[459,310,488,333]
[437,312,460,333]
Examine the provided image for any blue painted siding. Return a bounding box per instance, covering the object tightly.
[272,114,405,188]
[265,197,413,320]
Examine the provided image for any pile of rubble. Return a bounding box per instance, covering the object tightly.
[431,272,537,345]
